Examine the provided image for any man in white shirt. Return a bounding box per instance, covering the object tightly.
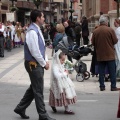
[14,10,56,120]
[0,22,5,57]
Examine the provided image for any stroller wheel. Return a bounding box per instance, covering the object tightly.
[84,71,90,80]
[76,73,85,82]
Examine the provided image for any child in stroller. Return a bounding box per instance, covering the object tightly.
[56,36,92,82]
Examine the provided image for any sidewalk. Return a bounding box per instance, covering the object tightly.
[0,47,120,94]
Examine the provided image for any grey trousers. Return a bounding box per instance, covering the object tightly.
[15,61,49,119]
[0,36,4,56]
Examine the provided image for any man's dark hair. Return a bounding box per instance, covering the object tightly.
[30,9,42,22]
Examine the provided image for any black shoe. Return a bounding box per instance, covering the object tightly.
[14,109,29,119]
[111,87,120,91]
[51,106,57,113]
[100,87,105,91]
[0,55,4,57]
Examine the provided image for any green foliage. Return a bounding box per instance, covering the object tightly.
[10,6,18,12]
[69,9,74,13]
[64,60,73,69]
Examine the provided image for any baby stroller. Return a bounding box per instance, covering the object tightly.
[56,36,92,82]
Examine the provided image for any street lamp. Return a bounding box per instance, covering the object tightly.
[69,0,74,21]
[114,0,120,18]
[33,0,43,9]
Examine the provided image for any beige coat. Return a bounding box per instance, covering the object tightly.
[92,25,118,61]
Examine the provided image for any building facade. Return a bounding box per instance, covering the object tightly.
[0,0,10,23]
[82,0,118,31]
[0,0,81,25]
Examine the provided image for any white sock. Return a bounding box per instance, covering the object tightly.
[64,106,69,111]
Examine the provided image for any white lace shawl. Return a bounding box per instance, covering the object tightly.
[50,51,76,99]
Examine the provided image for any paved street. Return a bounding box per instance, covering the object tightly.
[0,46,120,120]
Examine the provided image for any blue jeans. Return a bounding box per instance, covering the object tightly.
[98,60,116,88]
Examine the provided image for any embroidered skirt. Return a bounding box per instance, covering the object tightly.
[49,90,77,107]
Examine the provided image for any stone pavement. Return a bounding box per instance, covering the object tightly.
[0,47,120,94]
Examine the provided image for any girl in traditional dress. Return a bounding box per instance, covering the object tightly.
[14,23,21,47]
[49,51,77,114]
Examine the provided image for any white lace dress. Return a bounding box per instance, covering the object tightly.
[49,51,77,107]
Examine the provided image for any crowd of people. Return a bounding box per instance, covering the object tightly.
[0,16,90,58]
[0,21,29,57]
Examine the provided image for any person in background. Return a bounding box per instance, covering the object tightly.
[49,23,56,42]
[20,28,25,45]
[92,16,119,91]
[7,21,15,48]
[74,22,81,47]
[52,23,66,53]
[81,16,89,45]
[14,23,21,47]
[0,22,5,57]
[5,26,12,51]
[63,20,76,62]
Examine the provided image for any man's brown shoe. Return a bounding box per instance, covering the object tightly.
[111,87,120,91]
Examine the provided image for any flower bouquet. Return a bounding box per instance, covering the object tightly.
[64,60,74,74]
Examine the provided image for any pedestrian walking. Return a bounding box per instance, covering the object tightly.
[49,51,77,114]
[81,16,89,45]
[14,10,56,120]
[0,22,5,57]
[92,16,119,91]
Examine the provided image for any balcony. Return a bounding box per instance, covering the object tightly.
[16,1,35,10]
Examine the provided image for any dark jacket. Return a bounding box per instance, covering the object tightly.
[65,26,76,40]
[82,19,89,37]
[92,25,118,61]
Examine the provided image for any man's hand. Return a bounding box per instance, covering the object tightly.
[44,62,49,70]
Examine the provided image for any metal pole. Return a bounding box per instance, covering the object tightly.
[12,0,14,7]
[117,1,119,18]
[71,1,72,21]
